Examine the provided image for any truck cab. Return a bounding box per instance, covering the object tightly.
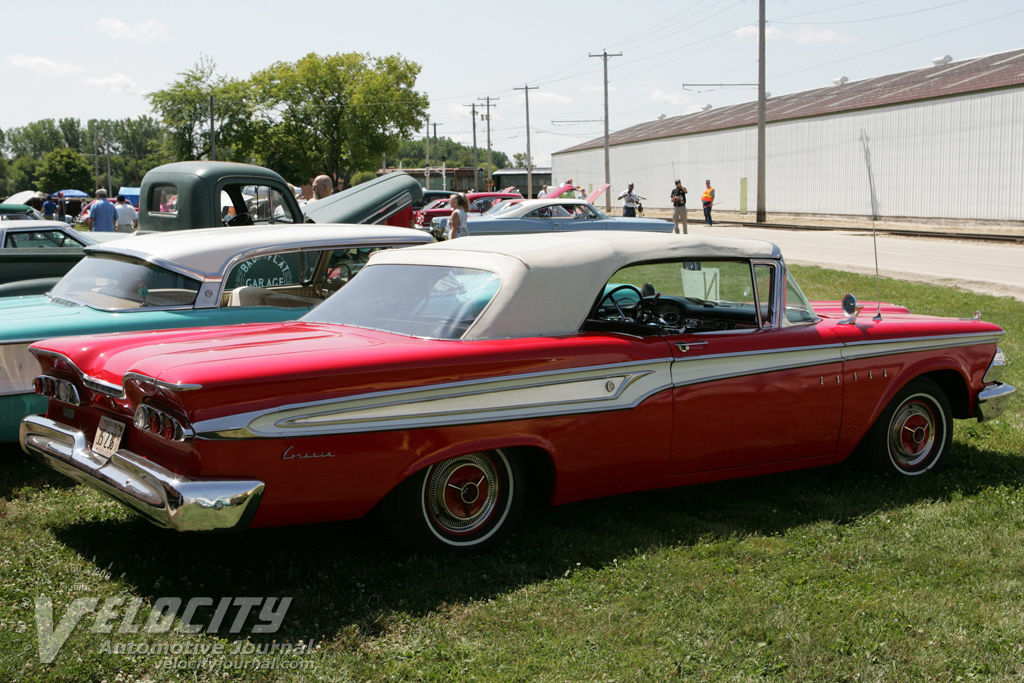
[139,162,303,232]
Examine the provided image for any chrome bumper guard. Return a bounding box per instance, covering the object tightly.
[20,415,264,532]
[977,382,1015,423]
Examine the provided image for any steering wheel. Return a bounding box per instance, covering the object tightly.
[227,212,253,227]
[320,262,352,297]
[597,284,646,323]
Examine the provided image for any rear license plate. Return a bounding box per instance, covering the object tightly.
[92,416,125,458]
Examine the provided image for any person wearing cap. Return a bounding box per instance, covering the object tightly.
[86,189,117,232]
[42,195,57,221]
[56,192,67,223]
[114,194,138,233]
[702,179,715,226]
[670,180,688,234]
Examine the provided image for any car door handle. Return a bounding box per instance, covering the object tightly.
[675,341,708,353]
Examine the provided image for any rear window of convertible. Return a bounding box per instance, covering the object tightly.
[302,264,500,340]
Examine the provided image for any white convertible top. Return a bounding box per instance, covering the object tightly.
[368,231,782,339]
[85,223,431,280]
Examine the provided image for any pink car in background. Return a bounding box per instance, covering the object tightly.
[414,191,522,228]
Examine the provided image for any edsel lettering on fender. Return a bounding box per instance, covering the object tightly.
[282,447,336,460]
[20,232,1015,554]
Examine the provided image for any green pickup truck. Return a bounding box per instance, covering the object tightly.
[139,161,422,231]
[0,162,423,294]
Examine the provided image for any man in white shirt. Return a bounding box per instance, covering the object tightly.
[114,195,138,233]
[617,183,641,217]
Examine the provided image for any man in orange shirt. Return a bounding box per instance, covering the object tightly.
[701,180,715,226]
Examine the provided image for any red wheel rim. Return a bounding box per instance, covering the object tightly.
[425,453,499,536]
[887,396,937,470]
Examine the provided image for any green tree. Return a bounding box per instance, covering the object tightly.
[147,56,251,161]
[38,148,92,193]
[7,156,41,193]
[5,119,64,158]
[57,118,85,151]
[512,153,534,168]
[390,138,510,171]
[112,116,169,186]
[248,52,428,185]
[0,156,8,199]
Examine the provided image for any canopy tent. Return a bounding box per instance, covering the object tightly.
[4,190,46,205]
[117,187,140,208]
[56,189,90,198]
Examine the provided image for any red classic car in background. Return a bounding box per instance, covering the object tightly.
[413,191,523,228]
[21,233,1014,553]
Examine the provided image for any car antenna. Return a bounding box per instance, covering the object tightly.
[861,129,883,322]
[871,216,883,322]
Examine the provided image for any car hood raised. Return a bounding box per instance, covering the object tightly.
[303,172,422,224]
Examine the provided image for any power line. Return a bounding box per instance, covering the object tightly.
[773,0,969,26]
[772,7,1024,80]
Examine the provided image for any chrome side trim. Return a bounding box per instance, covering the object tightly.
[840,332,1004,360]
[983,347,1006,383]
[196,360,674,439]
[124,372,203,392]
[976,382,1015,423]
[29,349,125,397]
[19,415,263,532]
[672,345,845,387]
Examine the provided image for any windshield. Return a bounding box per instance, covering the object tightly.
[484,200,519,215]
[49,254,201,310]
[303,264,501,339]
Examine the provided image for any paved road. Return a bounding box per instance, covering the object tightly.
[687,224,1024,302]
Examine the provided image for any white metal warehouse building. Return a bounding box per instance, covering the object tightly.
[552,49,1024,223]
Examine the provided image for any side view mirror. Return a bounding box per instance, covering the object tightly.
[841,293,858,316]
[839,293,863,325]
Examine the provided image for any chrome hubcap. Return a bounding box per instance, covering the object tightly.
[426,453,498,535]
[888,398,936,468]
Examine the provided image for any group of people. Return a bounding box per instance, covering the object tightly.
[41,193,68,223]
[83,189,138,232]
[618,179,717,235]
[43,189,138,232]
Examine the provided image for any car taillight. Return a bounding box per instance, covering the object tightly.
[134,404,190,442]
[33,375,81,406]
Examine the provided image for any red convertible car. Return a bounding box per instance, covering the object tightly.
[21,233,1014,553]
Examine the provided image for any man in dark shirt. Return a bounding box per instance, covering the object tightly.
[670,180,688,234]
[42,195,57,220]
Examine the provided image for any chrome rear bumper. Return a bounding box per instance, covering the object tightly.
[977,382,1015,423]
[20,414,264,532]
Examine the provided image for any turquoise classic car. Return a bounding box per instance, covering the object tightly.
[0,223,430,441]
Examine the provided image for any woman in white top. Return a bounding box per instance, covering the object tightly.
[448,194,470,240]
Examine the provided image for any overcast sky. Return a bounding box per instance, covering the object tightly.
[3,0,1021,168]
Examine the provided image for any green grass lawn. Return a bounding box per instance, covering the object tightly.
[1,266,1021,682]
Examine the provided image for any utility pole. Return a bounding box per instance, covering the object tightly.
[424,119,430,189]
[464,103,479,189]
[432,123,444,191]
[513,84,538,198]
[477,96,498,189]
[756,0,767,223]
[92,123,99,194]
[105,141,112,195]
[590,50,621,211]
[210,95,216,161]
